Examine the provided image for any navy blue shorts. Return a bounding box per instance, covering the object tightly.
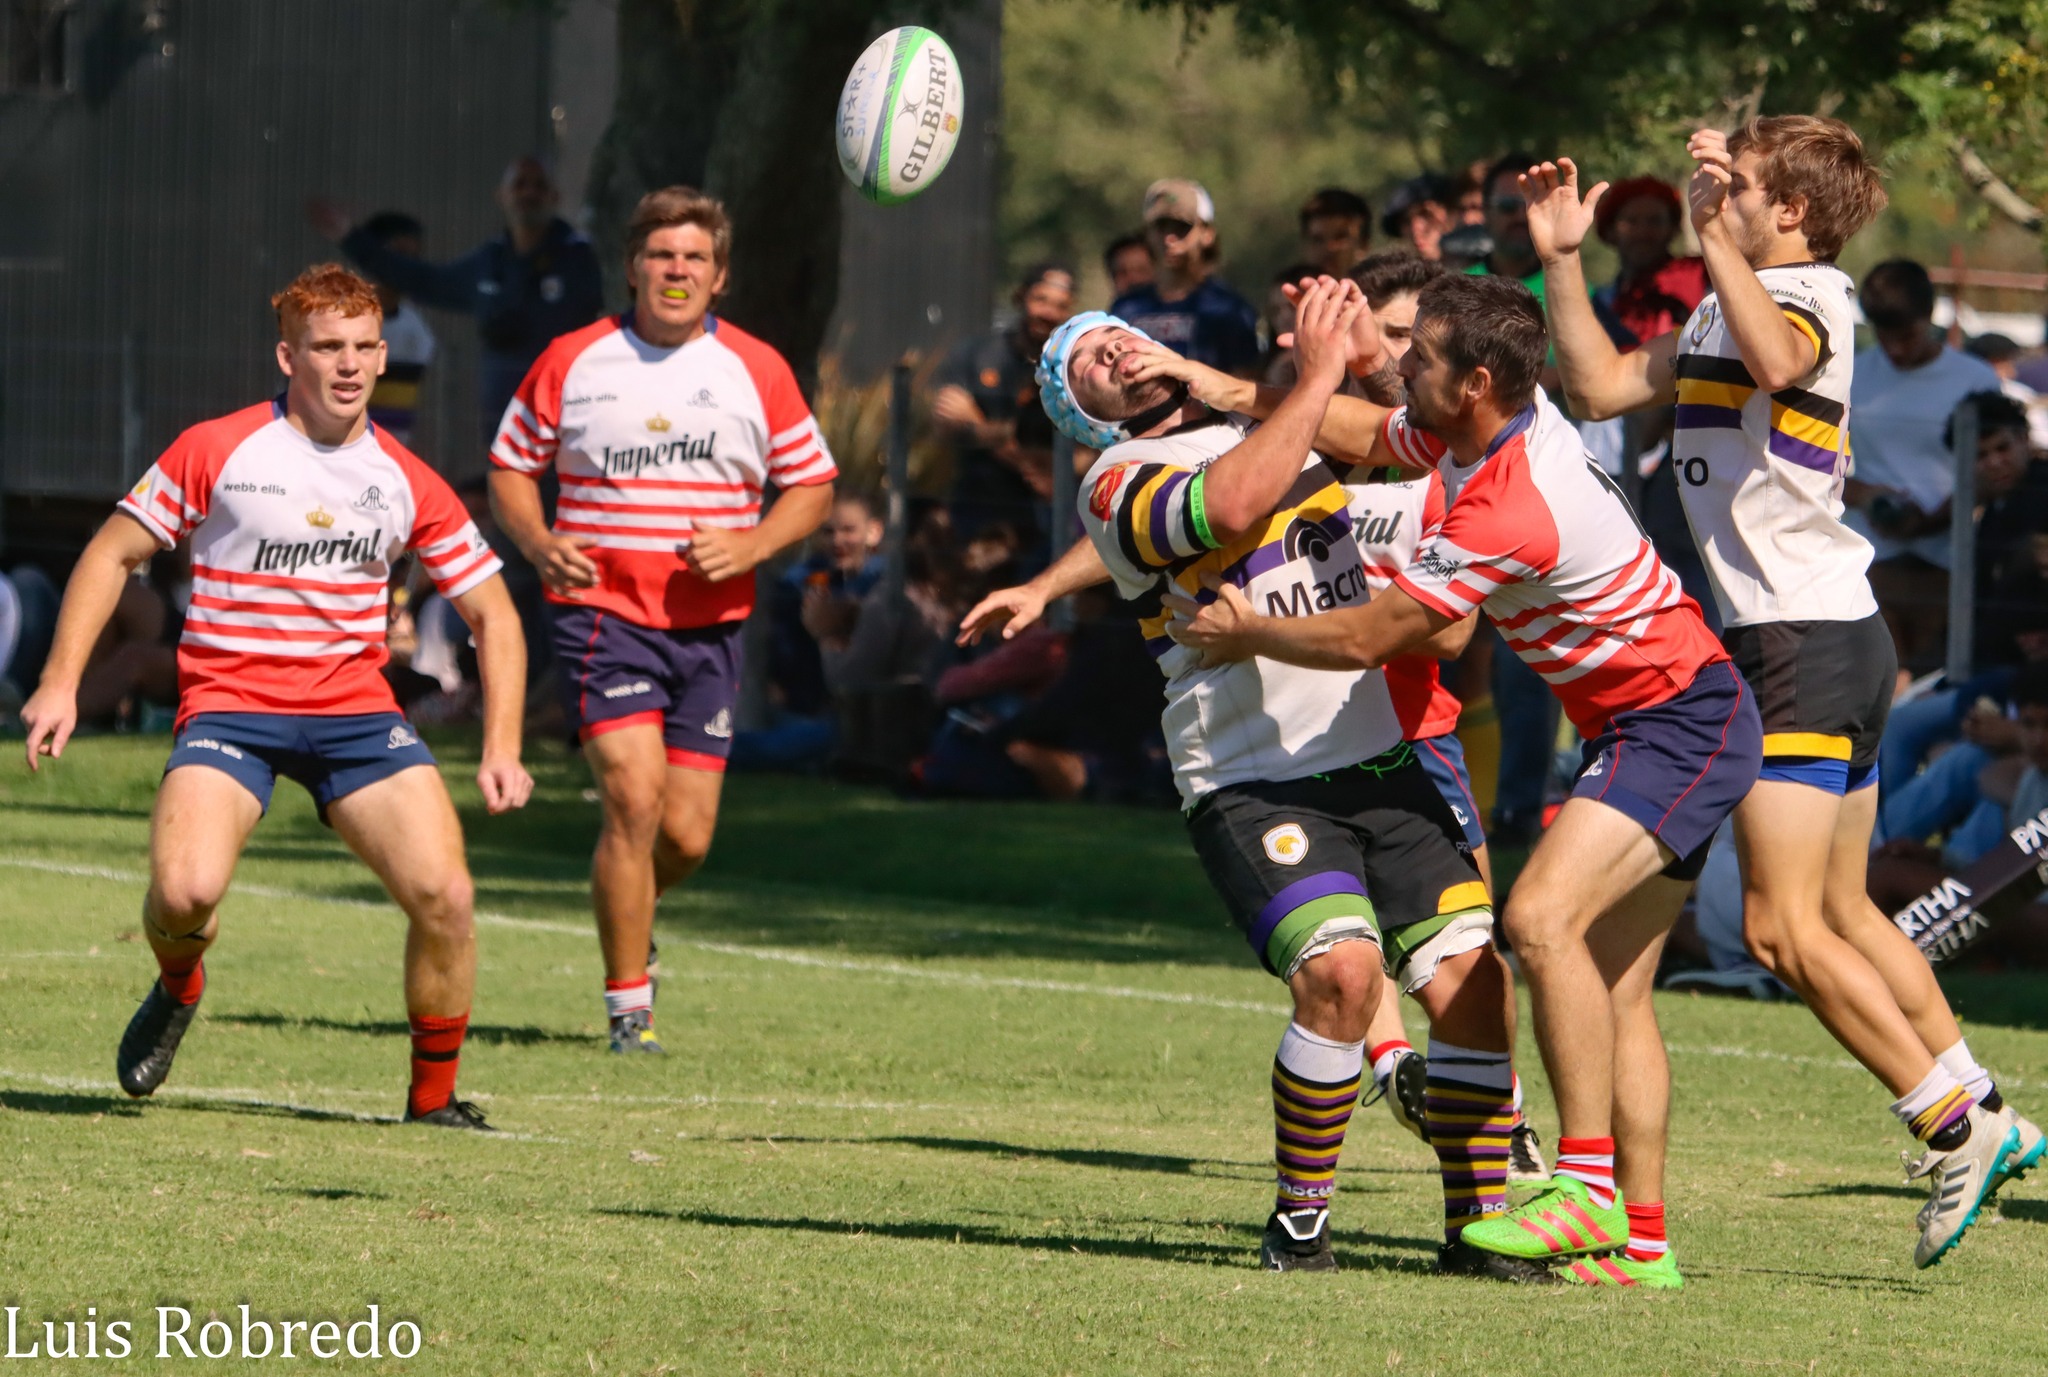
[1570,659,1762,880]
[165,711,438,821]
[1414,731,1486,851]
[552,604,742,771]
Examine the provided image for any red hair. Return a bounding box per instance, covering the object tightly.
[271,263,382,340]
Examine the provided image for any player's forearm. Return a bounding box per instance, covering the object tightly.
[752,481,834,563]
[486,470,553,565]
[1414,611,1478,661]
[39,526,154,691]
[1201,378,1341,538]
[458,580,527,763]
[1698,228,1814,390]
[1236,604,1393,671]
[1037,536,1111,599]
[1541,251,1648,420]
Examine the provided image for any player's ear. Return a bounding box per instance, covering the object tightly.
[374,338,388,378]
[275,338,294,379]
[1778,192,1809,235]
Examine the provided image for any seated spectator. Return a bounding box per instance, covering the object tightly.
[1591,176,1709,346]
[1380,173,1454,261]
[1111,179,1261,378]
[1847,259,2004,677]
[933,261,1076,547]
[1964,332,2048,451]
[1103,230,1154,301]
[1297,188,1372,277]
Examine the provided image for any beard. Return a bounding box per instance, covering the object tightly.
[1083,371,1176,424]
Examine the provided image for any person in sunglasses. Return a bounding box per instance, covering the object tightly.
[1109,179,1262,380]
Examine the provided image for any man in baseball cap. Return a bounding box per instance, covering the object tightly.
[1111,178,1261,378]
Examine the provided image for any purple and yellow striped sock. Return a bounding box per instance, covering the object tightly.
[1894,1063,1975,1149]
[1271,1022,1364,1216]
[1426,1040,1516,1242]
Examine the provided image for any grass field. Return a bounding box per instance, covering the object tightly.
[3,732,2047,1375]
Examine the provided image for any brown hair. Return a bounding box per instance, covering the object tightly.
[1347,251,1446,312]
[1727,115,1887,262]
[271,263,381,340]
[1414,273,1547,410]
[625,186,732,268]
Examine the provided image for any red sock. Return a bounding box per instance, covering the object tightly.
[1555,1135,1617,1209]
[1624,1200,1668,1262]
[156,953,205,1006]
[407,1012,469,1117]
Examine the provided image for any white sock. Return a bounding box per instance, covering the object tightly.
[1277,1022,1365,1084]
[603,978,653,1020]
[1936,1039,1995,1105]
[1891,1063,1970,1140]
[1368,1038,1413,1089]
[1426,1039,1514,1092]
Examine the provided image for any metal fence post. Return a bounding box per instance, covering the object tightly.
[883,361,911,605]
[1945,396,1978,684]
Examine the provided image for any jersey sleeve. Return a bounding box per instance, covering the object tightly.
[489,347,567,475]
[1380,407,1450,472]
[1769,274,1846,374]
[1080,451,1219,570]
[755,351,838,489]
[117,423,229,546]
[1392,480,1533,619]
[401,458,504,599]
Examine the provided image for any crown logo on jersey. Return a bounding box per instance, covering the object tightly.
[646,412,673,433]
[305,505,336,529]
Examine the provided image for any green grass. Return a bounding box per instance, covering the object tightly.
[2,734,2046,1374]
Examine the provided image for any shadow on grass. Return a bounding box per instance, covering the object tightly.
[0,798,152,823]
[1703,1263,1933,1296]
[1778,1182,1922,1202]
[155,1096,400,1127]
[274,1186,389,1201]
[0,1089,142,1116]
[212,1012,582,1046]
[711,1134,1421,1187]
[597,1206,1431,1271]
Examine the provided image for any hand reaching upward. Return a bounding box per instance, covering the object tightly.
[1686,128,1733,240]
[1520,158,1607,262]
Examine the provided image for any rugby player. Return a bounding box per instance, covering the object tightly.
[1038,279,1546,1280]
[959,253,1551,1183]
[1170,272,1763,1288]
[20,264,533,1129]
[488,187,836,1054]
[1525,119,2038,1269]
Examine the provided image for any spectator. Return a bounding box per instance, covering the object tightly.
[1591,176,1709,346]
[1110,179,1261,378]
[1297,188,1372,277]
[1380,173,1454,261]
[932,261,1076,546]
[309,155,604,444]
[772,491,888,719]
[1466,152,1543,294]
[1965,332,2048,451]
[1451,161,1489,227]
[0,563,60,714]
[1846,260,2003,676]
[352,211,438,446]
[1103,230,1154,301]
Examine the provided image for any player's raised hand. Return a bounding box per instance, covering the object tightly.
[957,583,1048,645]
[530,531,599,596]
[1278,276,1385,378]
[19,684,77,774]
[1291,278,1366,391]
[1686,128,1734,238]
[1161,579,1261,667]
[1522,159,1606,262]
[476,754,535,815]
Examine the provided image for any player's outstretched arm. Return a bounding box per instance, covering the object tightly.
[20,514,162,771]
[1686,129,1818,392]
[1162,579,1451,672]
[691,479,834,584]
[451,574,533,815]
[957,536,1109,645]
[1524,159,1677,420]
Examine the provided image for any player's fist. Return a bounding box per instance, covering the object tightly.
[476,755,534,815]
[686,526,762,583]
[1521,158,1606,262]
[20,684,78,774]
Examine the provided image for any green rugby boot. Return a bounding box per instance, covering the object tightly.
[1561,1251,1684,1290]
[1456,1175,1626,1261]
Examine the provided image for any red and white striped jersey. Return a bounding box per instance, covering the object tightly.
[119,400,501,725]
[1345,467,1462,740]
[1384,395,1727,737]
[489,314,837,630]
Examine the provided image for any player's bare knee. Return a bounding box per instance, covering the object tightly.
[1740,904,1810,982]
[598,777,664,843]
[147,875,225,937]
[1293,941,1378,1016]
[658,816,714,871]
[405,866,475,937]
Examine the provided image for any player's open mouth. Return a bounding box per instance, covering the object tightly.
[661,288,691,300]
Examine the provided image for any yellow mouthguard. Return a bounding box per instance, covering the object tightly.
[661,288,691,300]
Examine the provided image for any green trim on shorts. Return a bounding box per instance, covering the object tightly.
[1383,905,1489,973]
[1265,894,1379,976]
[1188,470,1218,549]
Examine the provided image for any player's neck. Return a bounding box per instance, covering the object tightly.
[284,396,368,448]
[632,314,710,349]
[1443,401,1522,467]
[1748,234,1815,271]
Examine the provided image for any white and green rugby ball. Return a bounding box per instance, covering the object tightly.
[836,26,965,205]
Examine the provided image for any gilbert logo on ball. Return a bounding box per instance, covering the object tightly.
[837,26,964,205]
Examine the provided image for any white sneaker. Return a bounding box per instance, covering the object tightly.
[1990,1103,2046,1196]
[1904,1106,2020,1268]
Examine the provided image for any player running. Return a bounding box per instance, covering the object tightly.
[20,264,533,1129]
[959,253,1549,1183]
[1038,279,1546,1281]
[488,187,836,1054]
[1524,117,2037,1270]
[1171,272,1762,1288]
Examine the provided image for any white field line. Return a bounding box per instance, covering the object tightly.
[0,856,1288,1016]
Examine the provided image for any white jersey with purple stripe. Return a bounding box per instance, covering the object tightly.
[1077,414,1403,806]
[1671,262,1877,626]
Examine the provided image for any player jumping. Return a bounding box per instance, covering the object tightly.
[1525,117,2038,1271]
[1171,272,1762,1289]
[488,187,836,1054]
[1037,278,1547,1280]
[20,264,533,1129]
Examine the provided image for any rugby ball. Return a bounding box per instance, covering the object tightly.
[836,27,965,205]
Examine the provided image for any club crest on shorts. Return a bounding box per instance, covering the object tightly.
[386,723,420,750]
[704,707,732,740]
[1263,823,1309,866]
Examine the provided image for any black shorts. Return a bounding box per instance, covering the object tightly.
[1186,744,1490,983]
[1723,612,1894,793]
